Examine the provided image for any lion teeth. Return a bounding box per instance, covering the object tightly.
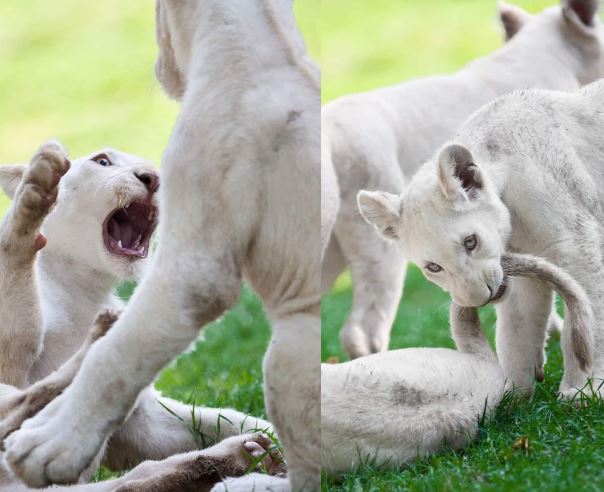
[118,240,123,248]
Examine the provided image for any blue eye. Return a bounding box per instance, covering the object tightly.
[92,154,112,166]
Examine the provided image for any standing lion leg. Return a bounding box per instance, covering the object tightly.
[496,276,553,394]
[263,311,320,491]
[335,204,407,358]
[321,131,339,263]
[543,251,604,396]
[548,308,564,334]
[211,310,320,492]
[321,235,346,295]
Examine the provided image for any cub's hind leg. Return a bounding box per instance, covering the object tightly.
[332,150,407,359]
[0,142,70,387]
[103,386,273,471]
[114,433,285,492]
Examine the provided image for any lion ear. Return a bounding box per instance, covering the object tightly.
[436,143,484,202]
[562,0,600,29]
[498,1,534,40]
[0,165,26,199]
[155,0,186,100]
[357,190,403,240]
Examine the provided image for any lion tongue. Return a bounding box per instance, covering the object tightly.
[108,218,121,242]
[108,218,137,251]
[121,222,133,248]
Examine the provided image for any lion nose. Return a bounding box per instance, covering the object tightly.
[135,172,159,193]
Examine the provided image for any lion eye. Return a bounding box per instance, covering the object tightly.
[92,154,112,167]
[425,262,443,273]
[463,234,478,251]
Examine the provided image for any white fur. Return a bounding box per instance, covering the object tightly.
[211,473,290,492]
[0,143,272,490]
[1,433,282,491]
[4,1,320,490]
[359,79,604,396]
[322,348,502,473]
[321,124,339,262]
[323,0,604,359]
[322,300,503,472]
[0,147,156,379]
[322,251,593,473]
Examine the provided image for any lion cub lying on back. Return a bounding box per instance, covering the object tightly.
[0,142,280,489]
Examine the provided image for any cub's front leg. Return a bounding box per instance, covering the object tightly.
[0,142,70,388]
[496,276,553,394]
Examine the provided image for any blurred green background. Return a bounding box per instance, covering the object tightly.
[0,0,319,479]
[322,0,552,102]
[0,0,319,213]
[321,1,604,491]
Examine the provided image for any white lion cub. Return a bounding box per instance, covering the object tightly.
[0,141,273,482]
[323,0,604,359]
[358,79,604,397]
[4,1,320,490]
[322,252,593,473]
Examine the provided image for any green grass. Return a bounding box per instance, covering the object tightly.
[321,376,604,492]
[0,0,318,214]
[0,0,317,482]
[321,0,604,490]
[322,267,604,491]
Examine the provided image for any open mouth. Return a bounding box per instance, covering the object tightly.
[103,201,158,259]
[489,280,508,303]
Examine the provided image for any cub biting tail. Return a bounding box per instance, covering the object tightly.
[321,251,593,473]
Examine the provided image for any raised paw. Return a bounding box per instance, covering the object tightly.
[17,141,70,220]
[4,141,70,257]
